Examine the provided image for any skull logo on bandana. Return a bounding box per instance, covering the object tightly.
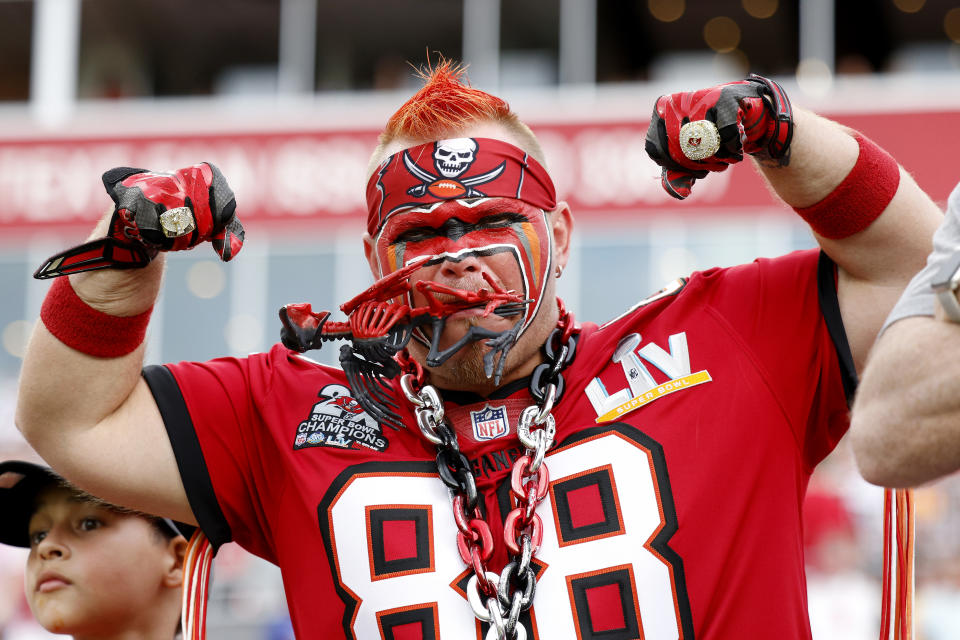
[433,138,478,178]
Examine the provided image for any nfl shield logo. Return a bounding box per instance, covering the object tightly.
[470,405,509,441]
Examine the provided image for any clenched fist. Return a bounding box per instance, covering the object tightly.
[645,74,794,200]
[35,163,244,279]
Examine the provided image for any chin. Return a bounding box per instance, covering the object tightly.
[426,342,493,388]
[33,605,78,635]
[434,340,533,393]
[412,306,550,391]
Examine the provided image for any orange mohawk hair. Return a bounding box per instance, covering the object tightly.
[368,58,546,178]
[382,59,511,142]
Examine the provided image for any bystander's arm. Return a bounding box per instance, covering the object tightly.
[851,184,960,487]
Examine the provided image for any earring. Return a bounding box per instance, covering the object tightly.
[555,265,564,278]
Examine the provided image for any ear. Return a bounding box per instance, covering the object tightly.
[362,232,382,279]
[549,201,573,274]
[162,536,188,589]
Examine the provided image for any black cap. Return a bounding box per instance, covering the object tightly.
[0,460,194,547]
[159,518,196,541]
[0,460,62,547]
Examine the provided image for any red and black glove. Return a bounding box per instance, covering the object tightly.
[34,163,244,279]
[645,73,794,199]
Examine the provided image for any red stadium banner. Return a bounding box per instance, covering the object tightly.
[0,111,955,234]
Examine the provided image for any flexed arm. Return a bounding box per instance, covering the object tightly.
[753,110,939,373]
[16,163,243,524]
[645,75,941,371]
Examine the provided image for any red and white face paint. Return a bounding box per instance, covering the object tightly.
[372,198,553,336]
[367,137,558,341]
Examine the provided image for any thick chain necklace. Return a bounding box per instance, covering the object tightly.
[400,307,578,640]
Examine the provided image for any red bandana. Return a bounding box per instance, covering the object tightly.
[366,137,557,236]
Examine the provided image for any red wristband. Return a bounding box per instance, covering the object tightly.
[40,277,153,358]
[793,133,900,239]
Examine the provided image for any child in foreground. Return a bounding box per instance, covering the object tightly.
[0,460,190,640]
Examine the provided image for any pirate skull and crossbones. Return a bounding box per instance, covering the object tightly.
[404,138,506,198]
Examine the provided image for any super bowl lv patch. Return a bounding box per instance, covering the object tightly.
[294,384,388,452]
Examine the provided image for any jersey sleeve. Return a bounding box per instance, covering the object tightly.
[880,182,958,332]
[142,346,285,560]
[700,248,854,470]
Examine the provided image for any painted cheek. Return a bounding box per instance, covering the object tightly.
[375,241,400,275]
[516,223,548,285]
[513,219,551,327]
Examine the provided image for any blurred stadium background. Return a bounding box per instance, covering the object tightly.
[1,0,959,638]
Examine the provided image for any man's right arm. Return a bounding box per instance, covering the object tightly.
[16,163,244,524]
[16,251,198,522]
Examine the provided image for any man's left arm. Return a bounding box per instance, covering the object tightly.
[753,109,941,372]
[645,78,942,373]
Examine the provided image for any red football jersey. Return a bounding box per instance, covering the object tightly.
[145,248,853,639]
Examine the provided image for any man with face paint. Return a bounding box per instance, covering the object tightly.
[364,136,562,393]
[17,61,942,639]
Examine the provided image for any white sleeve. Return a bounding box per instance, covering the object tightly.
[880,181,960,334]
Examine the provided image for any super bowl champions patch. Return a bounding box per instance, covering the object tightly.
[470,404,509,441]
[294,384,388,452]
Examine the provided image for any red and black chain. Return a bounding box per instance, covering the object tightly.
[400,303,578,640]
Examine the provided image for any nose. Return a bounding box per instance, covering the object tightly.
[37,531,69,561]
[439,253,482,279]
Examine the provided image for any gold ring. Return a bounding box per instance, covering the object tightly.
[678,120,721,161]
[159,207,197,238]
